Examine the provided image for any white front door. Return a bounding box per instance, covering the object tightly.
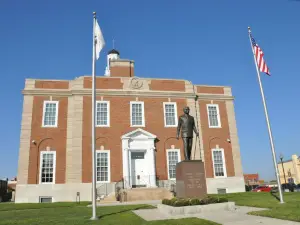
[131,151,146,187]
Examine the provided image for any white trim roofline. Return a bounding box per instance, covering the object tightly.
[121,128,157,139]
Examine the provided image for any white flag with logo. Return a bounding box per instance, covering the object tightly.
[95,19,105,60]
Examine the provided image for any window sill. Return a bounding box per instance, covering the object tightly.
[96,125,110,128]
[213,176,227,179]
[130,125,145,128]
[208,126,222,129]
[96,181,110,184]
[164,125,178,128]
[42,125,58,128]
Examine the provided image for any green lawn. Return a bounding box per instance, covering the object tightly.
[214,192,300,222]
[3,192,300,224]
[0,202,219,225]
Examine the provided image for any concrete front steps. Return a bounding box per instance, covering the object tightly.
[97,192,119,204]
[124,187,174,202]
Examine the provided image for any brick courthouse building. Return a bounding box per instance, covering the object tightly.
[16,49,245,203]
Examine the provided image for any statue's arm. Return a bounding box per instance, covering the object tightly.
[176,117,181,139]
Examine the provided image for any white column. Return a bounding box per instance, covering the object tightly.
[149,147,157,187]
[128,150,132,188]
[122,147,129,189]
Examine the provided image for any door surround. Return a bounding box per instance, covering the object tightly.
[121,128,157,188]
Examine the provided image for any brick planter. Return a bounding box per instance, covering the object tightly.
[157,202,235,215]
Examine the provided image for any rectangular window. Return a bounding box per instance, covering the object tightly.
[167,149,181,180]
[217,188,227,194]
[207,104,221,128]
[96,101,110,127]
[130,102,145,127]
[96,150,110,183]
[39,197,53,203]
[42,101,59,127]
[163,103,178,127]
[212,149,226,177]
[40,151,56,184]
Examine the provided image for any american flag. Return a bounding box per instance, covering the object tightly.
[250,33,271,76]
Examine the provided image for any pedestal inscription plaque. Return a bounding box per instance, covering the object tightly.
[176,160,207,198]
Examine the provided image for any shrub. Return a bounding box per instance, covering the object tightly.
[200,196,220,205]
[162,199,172,205]
[170,197,177,205]
[174,200,187,207]
[162,196,228,207]
[206,196,218,204]
[182,199,190,206]
[190,198,201,205]
[217,197,228,203]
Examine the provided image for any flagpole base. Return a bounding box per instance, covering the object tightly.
[90,216,99,220]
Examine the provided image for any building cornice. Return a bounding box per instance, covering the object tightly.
[22,89,234,100]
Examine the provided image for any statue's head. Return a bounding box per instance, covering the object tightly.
[183,106,190,115]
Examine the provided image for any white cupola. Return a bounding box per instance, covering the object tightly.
[104,49,120,76]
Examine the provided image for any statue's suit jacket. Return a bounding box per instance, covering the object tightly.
[177,114,197,138]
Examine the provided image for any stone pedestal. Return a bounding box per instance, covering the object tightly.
[176,160,207,199]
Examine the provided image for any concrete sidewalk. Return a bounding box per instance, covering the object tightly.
[133,205,300,225]
[89,200,300,224]
[87,199,162,207]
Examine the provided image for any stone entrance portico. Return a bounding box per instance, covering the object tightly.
[121,129,157,188]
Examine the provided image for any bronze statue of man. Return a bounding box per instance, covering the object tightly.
[176,106,199,160]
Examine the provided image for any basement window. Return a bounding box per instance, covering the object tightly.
[39,197,53,203]
[217,188,227,194]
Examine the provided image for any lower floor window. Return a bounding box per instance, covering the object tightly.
[39,197,52,203]
[40,151,56,184]
[96,150,110,182]
[167,149,181,179]
[212,149,226,177]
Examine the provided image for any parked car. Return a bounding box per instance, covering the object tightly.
[251,186,272,192]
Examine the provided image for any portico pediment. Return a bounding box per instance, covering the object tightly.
[121,128,157,140]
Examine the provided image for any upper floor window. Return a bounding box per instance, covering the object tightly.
[163,103,178,127]
[96,101,110,127]
[42,101,59,127]
[212,148,227,177]
[96,150,110,183]
[207,104,221,128]
[130,101,145,127]
[40,151,56,184]
[166,149,181,180]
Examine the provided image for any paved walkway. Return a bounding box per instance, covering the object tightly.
[90,200,300,224]
[88,200,162,207]
[133,205,300,225]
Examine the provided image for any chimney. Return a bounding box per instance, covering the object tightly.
[104,49,134,77]
[110,59,134,77]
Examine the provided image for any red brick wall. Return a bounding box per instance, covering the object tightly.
[35,81,69,89]
[25,77,236,184]
[149,80,186,92]
[82,96,186,182]
[83,77,123,89]
[197,86,224,94]
[199,100,235,178]
[27,96,68,184]
[110,64,134,77]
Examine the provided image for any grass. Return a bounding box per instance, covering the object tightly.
[3,192,300,223]
[214,192,300,222]
[0,202,219,225]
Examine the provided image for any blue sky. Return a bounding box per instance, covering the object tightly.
[0,0,299,181]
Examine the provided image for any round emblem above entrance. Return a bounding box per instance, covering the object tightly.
[130,78,144,89]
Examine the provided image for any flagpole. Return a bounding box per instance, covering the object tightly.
[90,11,98,220]
[248,27,284,204]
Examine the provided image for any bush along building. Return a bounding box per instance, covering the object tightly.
[16,49,245,203]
